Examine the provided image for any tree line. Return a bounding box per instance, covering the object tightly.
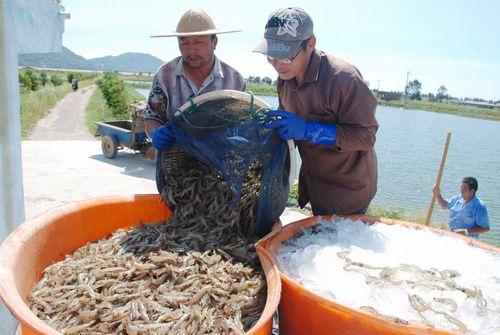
[246,76,276,85]
[403,80,450,102]
[18,69,97,93]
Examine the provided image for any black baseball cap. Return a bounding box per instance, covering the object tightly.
[254,7,314,59]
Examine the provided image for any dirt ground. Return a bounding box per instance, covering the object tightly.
[23,85,157,219]
[29,85,97,140]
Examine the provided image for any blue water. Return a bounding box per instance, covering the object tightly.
[136,89,500,246]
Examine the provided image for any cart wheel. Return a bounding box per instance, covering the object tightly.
[102,135,118,159]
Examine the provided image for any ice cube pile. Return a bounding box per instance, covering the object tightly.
[277,218,500,334]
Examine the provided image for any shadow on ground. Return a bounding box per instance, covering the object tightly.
[90,151,155,180]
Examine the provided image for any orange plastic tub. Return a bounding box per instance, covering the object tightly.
[0,194,280,335]
[259,214,499,335]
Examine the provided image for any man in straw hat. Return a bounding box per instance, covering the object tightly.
[255,7,378,216]
[144,8,245,193]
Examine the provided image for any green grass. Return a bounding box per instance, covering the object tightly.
[246,82,277,96]
[20,80,92,138]
[379,99,500,121]
[85,83,147,135]
[117,74,154,82]
[366,204,407,220]
[85,88,113,135]
[245,82,499,121]
[126,81,152,89]
[126,84,147,102]
[288,184,448,227]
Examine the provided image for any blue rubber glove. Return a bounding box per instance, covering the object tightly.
[264,110,337,146]
[150,125,175,150]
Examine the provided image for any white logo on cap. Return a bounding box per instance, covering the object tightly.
[276,11,306,37]
[269,43,290,52]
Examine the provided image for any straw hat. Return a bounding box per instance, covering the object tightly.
[151,8,241,37]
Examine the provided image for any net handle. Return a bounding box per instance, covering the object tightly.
[175,92,269,129]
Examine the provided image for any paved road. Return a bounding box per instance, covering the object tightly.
[22,88,306,221]
[23,85,157,219]
[22,140,157,220]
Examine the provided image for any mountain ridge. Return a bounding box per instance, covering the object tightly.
[18,47,165,73]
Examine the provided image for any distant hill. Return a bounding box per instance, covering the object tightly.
[18,47,164,73]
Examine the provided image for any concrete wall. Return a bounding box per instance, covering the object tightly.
[0,1,68,333]
[10,0,68,54]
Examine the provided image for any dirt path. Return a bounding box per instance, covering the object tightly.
[29,85,96,140]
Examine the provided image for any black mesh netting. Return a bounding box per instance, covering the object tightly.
[166,93,290,237]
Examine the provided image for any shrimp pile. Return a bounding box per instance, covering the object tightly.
[338,251,489,332]
[28,160,267,334]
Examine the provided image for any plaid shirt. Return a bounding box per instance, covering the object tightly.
[144,56,245,191]
[144,56,245,123]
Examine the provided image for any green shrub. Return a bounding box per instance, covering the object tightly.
[67,72,90,83]
[50,75,63,86]
[19,72,32,92]
[97,72,129,118]
[22,69,39,91]
[40,72,48,86]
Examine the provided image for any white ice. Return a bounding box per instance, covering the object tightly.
[277,218,500,334]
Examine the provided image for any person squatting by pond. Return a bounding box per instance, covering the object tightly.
[433,177,490,238]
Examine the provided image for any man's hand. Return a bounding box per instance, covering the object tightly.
[151,125,174,150]
[264,109,336,146]
[432,185,440,194]
[264,110,307,140]
[433,184,449,210]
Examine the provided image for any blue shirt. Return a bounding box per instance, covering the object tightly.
[448,195,489,238]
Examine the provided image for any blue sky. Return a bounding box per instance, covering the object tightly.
[62,0,500,100]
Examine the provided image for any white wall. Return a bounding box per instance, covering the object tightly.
[0,1,68,333]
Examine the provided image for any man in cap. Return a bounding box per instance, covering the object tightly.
[255,8,378,216]
[144,8,245,193]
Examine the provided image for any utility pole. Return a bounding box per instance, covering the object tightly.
[376,80,380,98]
[404,71,411,102]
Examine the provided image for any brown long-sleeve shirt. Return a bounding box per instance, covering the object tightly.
[278,49,378,215]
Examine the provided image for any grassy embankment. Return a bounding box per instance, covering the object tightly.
[20,80,93,138]
[85,83,145,135]
[117,74,153,89]
[117,74,154,82]
[126,81,152,89]
[246,82,277,96]
[379,99,500,121]
[110,80,279,95]
[243,82,500,121]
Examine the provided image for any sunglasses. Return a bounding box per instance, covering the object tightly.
[266,41,307,64]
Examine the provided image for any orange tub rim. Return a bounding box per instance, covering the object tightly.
[259,214,499,335]
[0,194,280,335]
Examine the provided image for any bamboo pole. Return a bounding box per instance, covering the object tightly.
[424,132,452,226]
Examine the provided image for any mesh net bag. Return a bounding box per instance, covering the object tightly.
[164,90,292,237]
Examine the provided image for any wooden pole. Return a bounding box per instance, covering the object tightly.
[424,132,452,226]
